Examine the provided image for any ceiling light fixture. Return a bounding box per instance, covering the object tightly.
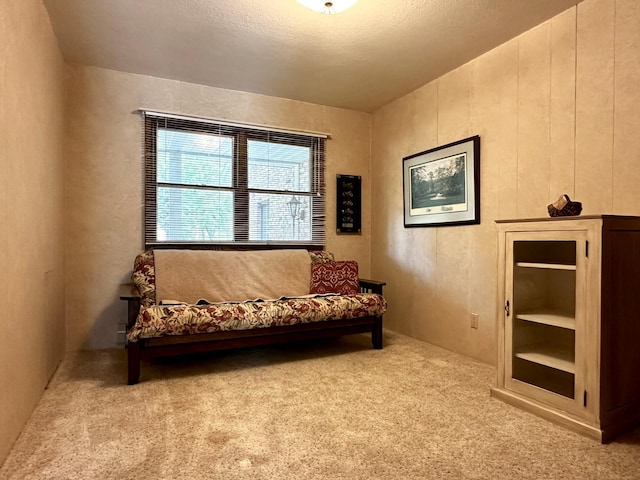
[297,0,357,14]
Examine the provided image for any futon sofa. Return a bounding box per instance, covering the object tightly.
[121,249,387,384]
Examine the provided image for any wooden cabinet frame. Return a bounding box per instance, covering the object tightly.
[492,216,640,442]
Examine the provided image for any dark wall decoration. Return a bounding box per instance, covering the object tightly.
[336,174,361,234]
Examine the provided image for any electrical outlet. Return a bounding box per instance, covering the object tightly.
[470,313,479,329]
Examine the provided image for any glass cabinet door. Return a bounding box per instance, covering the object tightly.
[504,231,589,416]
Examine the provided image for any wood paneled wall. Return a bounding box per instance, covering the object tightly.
[371,0,640,364]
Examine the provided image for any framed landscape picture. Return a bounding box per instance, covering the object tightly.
[403,135,480,228]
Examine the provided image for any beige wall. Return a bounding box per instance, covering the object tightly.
[0,0,66,466]
[64,65,372,351]
[371,0,640,364]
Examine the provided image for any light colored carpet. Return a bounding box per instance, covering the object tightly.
[1,332,639,480]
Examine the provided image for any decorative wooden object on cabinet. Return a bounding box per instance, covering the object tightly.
[491,215,640,443]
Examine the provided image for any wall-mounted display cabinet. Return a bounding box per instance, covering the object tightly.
[491,216,640,442]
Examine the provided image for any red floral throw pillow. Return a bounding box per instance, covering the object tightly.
[310,260,359,295]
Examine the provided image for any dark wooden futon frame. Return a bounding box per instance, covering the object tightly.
[120,280,385,384]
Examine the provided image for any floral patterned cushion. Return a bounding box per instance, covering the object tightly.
[310,260,359,295]
[309,250,335,263]
[129,250,385,343]
[132,251,156,307]
[128,293,386,342]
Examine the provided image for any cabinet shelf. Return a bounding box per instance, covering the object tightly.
[515,344,575,374]
[516,262,576,271]
[516,311,575,330]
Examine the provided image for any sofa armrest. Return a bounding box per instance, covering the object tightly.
[358,279,386,295]
[119,283,141,330]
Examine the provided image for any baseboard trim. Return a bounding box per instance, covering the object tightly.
[490,387,603,442]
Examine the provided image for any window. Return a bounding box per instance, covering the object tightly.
[143,112,326,248]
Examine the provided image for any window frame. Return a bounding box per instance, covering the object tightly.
[143,113,326,249]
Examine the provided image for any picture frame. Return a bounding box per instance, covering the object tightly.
[403,135,480,228]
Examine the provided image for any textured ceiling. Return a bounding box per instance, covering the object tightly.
[44,0,584,112]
